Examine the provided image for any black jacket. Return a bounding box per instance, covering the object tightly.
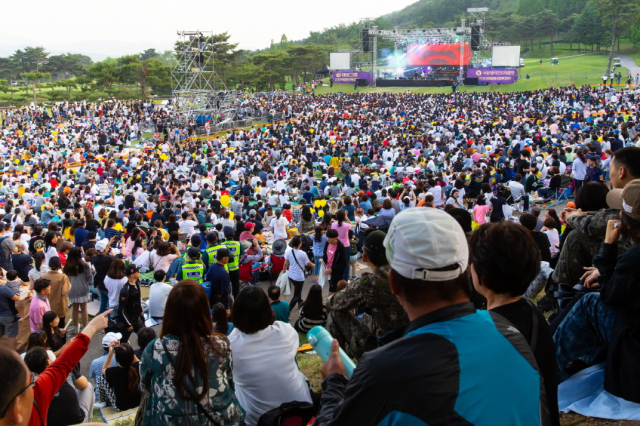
[92,254,115,292]
[322,241,348,278]
[117,281,143,328]
[531,231,551,262]
[594,242,640,403]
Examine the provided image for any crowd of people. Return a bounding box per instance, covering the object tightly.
[0,81,639,425]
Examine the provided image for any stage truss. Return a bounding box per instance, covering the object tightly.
[171,30,243,127]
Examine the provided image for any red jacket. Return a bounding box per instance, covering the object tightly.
[29,334,90,426]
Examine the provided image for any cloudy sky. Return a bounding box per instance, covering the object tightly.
[1,0,417,60]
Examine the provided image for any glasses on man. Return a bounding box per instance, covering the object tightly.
[0,373,36,418]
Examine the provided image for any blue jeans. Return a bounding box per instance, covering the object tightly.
[553,293,621,381]
[537,188,555,199]
[522,194,530,211]
[314,255,322,276]
[166,258,182,279]
[99,290,110,314]
[344,246,351,280]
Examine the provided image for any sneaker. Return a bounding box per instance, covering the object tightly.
[313,276,318,282]
[95,402,108,409]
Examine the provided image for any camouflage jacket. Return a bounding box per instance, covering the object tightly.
[326,265,408,337]
[566,208,620,239]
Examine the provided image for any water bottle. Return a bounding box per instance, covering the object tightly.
[307,326,356,379]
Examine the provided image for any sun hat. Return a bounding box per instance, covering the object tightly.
[384,208,468,281]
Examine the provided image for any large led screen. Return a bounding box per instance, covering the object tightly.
[406,43,472,66]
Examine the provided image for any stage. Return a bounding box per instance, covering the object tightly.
[376,79,455,87]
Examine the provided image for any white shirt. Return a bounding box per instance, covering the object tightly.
[178,219,198,237]
[427,186,443,207]
[104,276,128,308]
[269,216,289,240]
[148,282,173,318]
[43,246,59,266]
[229,321,313,426]
[284,249,310,281]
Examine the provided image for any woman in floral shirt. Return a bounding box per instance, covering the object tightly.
[140,280,244,426]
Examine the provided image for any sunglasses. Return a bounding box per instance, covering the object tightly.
[0,373,35,418]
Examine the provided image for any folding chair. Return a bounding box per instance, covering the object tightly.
[555,175,572,202]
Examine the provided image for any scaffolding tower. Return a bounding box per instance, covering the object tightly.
[171,30,242,127]
[467,8,493,67]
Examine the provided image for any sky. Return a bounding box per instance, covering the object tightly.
[1,0,417,60]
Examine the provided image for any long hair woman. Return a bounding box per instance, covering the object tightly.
[104,259,127,310]
[63,247,92,333]
[294,284,328,333]
[28,251,49,289]
[98,342,142,411]
[42,310,67,357]
[212,302,234,336]
[139,280,244,425]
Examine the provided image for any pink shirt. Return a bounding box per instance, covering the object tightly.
[473,205,490,225]
[331,222,352,247]
[326,243,337,269]
[29,295,50,332]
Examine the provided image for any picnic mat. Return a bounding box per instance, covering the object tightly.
[100,406,137,424]
[558,363,640,420]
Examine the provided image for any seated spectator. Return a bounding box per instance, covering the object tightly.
[554,180,640,404]
[519,213,551,262]
[0,310,111,426]
[229,286,312,426]
[148,270,172,321]
[20,331,56,363]
[96,342,142,411]
[140,280,244,425]
[267,285,290,323]
[89,332,121,398]
[469,221,559,426]
[326,229,408,359]
[24,347,95,426]
[42,311,67,357]
[134,327,156,359]
[314,208,550,425]
[213,302,234,336]
[542,217,560,256]
[294,284,327,333]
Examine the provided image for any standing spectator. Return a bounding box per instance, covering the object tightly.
[323,229,348,296]
[29,278,51,333]
[140,280,245,425]
[331,210,352,280]
[283,235,315,311]
[40,257,70,324]
[229,286,312,426]
[0,274,21,350]
[116,265,145,343]
[206,248,231,310]
[148,270,172,321]
[92,238,116,314]
[73,219,88,248]
[64,247,92,334]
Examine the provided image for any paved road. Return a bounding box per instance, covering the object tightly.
[618,55,640,78]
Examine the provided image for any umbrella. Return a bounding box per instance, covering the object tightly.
[363,215,394,233]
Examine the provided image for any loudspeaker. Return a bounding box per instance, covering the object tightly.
[471,25,480,51]
[356,78,368,87]
[362,29,371,52]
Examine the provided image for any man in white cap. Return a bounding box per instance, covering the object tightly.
[315,208,550,426]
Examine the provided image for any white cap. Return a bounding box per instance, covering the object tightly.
[102,332,122,348]
[95,238,110,252]
[384,208,468,281]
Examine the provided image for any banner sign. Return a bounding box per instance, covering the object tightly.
[332,71,373,84]
[467,68,518,83]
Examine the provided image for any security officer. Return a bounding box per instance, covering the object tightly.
[204,232,228,270]
[179,247,205,283]
[222,226,243,297]
[182,234,203,262]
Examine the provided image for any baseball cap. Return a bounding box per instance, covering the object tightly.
[244,222,255,230]
[363,229,386,253]
[223,226,234,237]
[102,332,122,348]
[125,264,140,276]
[187,247,201,259]
[384,208,468,281]
[249,209,257,216]
[95,238,110,252]
[606,179,640,221]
